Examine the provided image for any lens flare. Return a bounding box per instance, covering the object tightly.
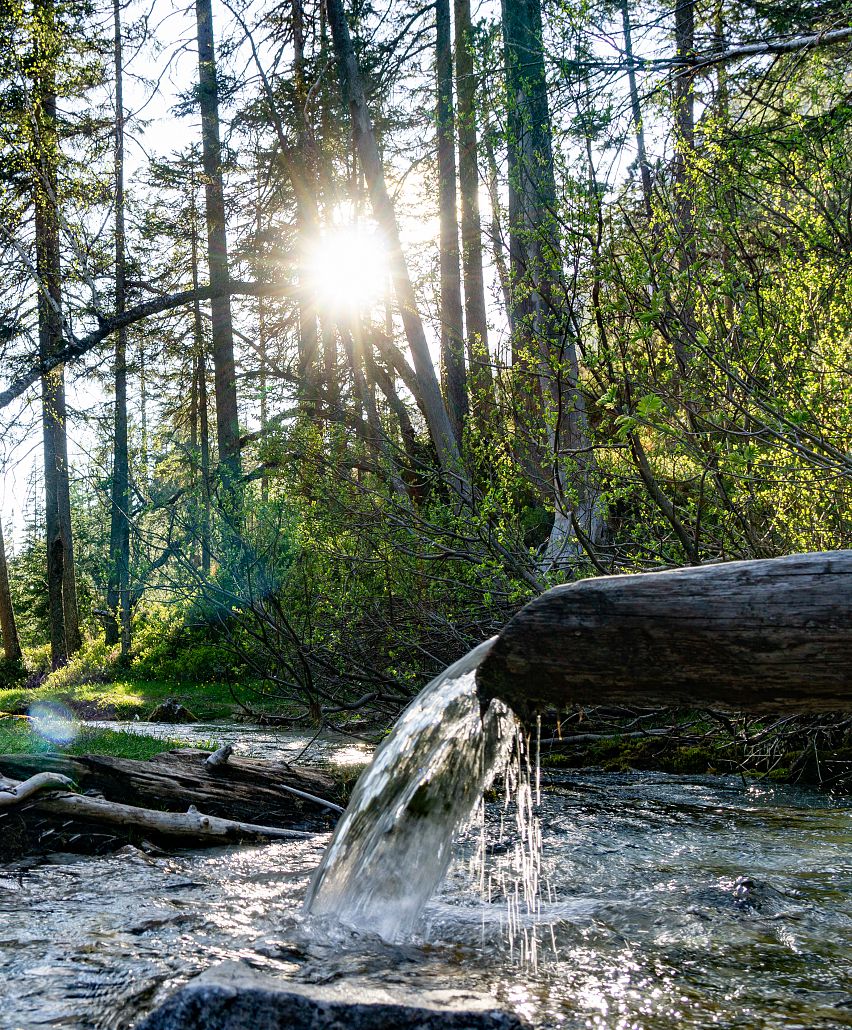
[29,702,78,746]
[304,224,389,314]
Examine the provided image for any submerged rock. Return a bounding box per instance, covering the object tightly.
[138,960,526,1030]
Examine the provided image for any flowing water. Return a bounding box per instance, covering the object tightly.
[1,664,851,1029]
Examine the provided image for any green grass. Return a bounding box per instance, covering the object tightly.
[0,717,218,761]
[0,676,241,723]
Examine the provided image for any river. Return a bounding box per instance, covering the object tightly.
[0,725,850,1029]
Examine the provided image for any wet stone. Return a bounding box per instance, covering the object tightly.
[138,960,527,1030]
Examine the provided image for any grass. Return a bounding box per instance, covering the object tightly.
[0,675,241,723]
[0,716,218,761]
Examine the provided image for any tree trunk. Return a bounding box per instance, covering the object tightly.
[454,0,494,421]
[33,0,79,666]
[195,0,242,487]
[477,551,852,716]
[0,522,22,663]
[501,0,602,563]
[190,183,212,576]
[325,0,468,496]
[292,0,321,412]
[672,0,697,371]
[106,0,131,655]
[436,0,468,443]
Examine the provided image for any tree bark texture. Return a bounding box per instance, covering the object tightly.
[0,748,343,855]
[195,0,242,484]
[436,0,468,443]
[501,0,601,557]
[454,0,494,420]
[0,523,22,662]
[33,0,80,666]
[477,551,852,716]
[106,0,131,654]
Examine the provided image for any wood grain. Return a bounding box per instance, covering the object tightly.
[477,551,852,715]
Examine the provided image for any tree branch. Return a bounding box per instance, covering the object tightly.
[0,280,293,411]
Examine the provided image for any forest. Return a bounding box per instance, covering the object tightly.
[0,0,850,749]
[0,2,851,1027]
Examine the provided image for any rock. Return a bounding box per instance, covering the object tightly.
[138,960,527,1030]
[147,698,198,724]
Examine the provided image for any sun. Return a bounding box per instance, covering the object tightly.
[304,224,389,315]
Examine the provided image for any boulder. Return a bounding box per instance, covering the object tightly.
[138,960,526,1030]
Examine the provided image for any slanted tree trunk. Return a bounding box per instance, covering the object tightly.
[0,522,22,663]
[478,551,852,716]
[325,0,468,498]
[502,0,602,564]
[436,0,468,443]
[454,0,494,421]
[195,0,242,488]
[33,0,80,666]
[106,0,131,655]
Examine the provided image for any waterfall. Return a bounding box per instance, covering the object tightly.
[305,638,517,942]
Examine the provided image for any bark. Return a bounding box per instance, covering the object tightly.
[0,771,317,843]
[454,0,494,419]
[190,186,212,575]
[672,0,697,371]
[436,0,468,442]
[477,551,852,716]
[501,0,602,561]
[0,748,343,836]
[680,24,852,71]
[0,522,22,662]
[106,0,131,654]
[195,0,242,485]
[325,0,468,497]
[291,0,321,410]
[33,0,80,665]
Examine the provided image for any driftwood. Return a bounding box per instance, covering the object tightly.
[0,772,314,842]
[477,551,852,716]
[205,743,234,767]
[0,771,75,808]
[0,748,344,857]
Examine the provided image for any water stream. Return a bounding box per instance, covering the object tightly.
[1,657,851,1028]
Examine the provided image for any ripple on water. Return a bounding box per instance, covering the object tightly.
[0,768,850,1029]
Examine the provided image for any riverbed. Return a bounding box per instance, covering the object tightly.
[0,729,850,1029]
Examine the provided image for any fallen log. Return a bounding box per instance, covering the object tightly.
[0,748,344,858]
[0,748,342,827]
[477,551,852,717]
[0,772,315,842]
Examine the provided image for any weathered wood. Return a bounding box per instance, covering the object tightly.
[477,551,852,716]
[0,749,343,828]
[0,772,314,842]
[0,771,74,808]
[205,743,233,767]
